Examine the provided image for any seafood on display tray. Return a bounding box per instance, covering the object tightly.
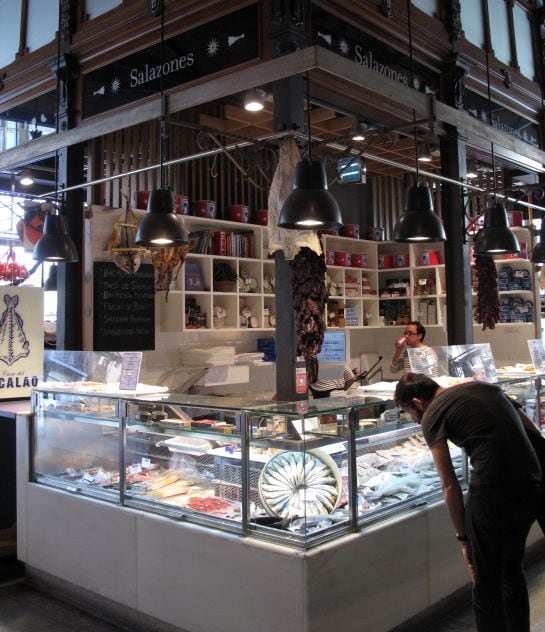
[355,435,463,509]
[258,450,341,519]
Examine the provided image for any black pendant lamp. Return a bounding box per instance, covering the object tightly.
[393,181,446,242]
[278,158,342,229]
[135,188,188,246]
[44,263,57,291]
[135,5,188,248]
[393,1,444,244]
[473,203,520,255]
[33,209,79,263]
[531,220,545,263]
[278,75,343,230]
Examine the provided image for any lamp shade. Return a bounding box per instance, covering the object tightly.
[474,203,520,255]
[278,159,343,229]
[393,182,446,242]
[32,215,79,262]
[44,264,57,291]
[135,189,189,246]
[532,221,545,263]
[243,88,264,112]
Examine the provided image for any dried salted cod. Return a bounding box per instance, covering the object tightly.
[267,137,322,261]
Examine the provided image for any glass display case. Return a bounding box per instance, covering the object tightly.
[30,351,542,549]
[30,384,464,549]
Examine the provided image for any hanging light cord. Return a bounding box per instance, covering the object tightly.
[484,32,498,201]
[407,0,419,182]
[306,71,312,160]
[159,5,166,189]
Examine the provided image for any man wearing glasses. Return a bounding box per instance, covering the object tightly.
[390,320,439,376]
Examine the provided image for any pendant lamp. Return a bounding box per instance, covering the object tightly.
[243,88,265,112]
[393,2,444,243]
[135,5,188,248]
[531,220,545,263]
[44,263,57,291]
[135,188,188,246]
[393,181,446,242]
[278,158,343,229]
[473,203,520,255]
[32,207,79,263]
[278,75,343,230]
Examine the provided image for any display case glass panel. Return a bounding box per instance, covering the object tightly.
[32,388,121,502]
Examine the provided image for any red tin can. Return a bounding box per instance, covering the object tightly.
[377,254,393,269]
[254,209,268,226]
[340,224,360,239]
[136,191,150,209]
[195,200,216,218]
[334,251,351,266]
[367,227,384,241]
[395,253,410,268]
[174,195,189,215]
[351,254,363,268]
[228,204,249,223]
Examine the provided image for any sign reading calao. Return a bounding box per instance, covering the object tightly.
[83,4,259,118]
[0,287,43,398]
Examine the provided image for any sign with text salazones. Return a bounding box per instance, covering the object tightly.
[0,287,43,399]
[465,90,540,148]
[310,5,440,97]
[83,4,259,118]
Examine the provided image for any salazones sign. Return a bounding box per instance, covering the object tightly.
[83,4,259,118]
[310,6,440,97]
[0,287,43,398]
[465,90,540,148]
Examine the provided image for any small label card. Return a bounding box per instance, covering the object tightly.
[119,352,143,391]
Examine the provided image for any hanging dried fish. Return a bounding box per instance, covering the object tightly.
[108,195,146,274]
[475,254,499,330]
[290,247,328,384]
[150,245,190,299]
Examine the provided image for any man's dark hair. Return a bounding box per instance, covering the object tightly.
[394,372,440,408]
[409,320,426,341]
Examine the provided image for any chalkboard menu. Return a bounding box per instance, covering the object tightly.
[93,262,155,351]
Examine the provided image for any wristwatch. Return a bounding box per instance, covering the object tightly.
[456,534,468,542]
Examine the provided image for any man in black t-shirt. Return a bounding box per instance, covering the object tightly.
[395,373,541,632]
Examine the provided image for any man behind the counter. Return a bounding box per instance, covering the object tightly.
[390,320,439,377]
[394,372,541,632]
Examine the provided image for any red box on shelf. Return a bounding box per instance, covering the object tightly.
[195,200,216,218]
[418,250,441,265]
[334,251,351,266]
[378,254,393,269]
[394,253,410,268]
[227,204,249,223]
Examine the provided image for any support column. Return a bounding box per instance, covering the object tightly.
[54,0,83,350]
[440,130,474,344]
[270,0,306,400]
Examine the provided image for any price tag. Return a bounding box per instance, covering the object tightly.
[81,472,95,483]
[418,278,427,285]
[141,457,151,470]
[129,463,142,475]
[119,352,143,391]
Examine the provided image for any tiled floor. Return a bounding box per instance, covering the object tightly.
[0,550,544,632]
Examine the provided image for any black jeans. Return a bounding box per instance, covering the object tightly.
[466,485,541,632]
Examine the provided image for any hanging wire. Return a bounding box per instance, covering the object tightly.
[406,0,419,182]
[306,71,312,160]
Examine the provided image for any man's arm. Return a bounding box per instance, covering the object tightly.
[429,439,475,582]
[429,439,466,536]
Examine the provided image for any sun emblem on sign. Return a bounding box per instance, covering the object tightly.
[338,38,350,56]
[111,77,121,93]
[207,38,220,56]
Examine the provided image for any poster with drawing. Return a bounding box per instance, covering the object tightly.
[0,287,43,398]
